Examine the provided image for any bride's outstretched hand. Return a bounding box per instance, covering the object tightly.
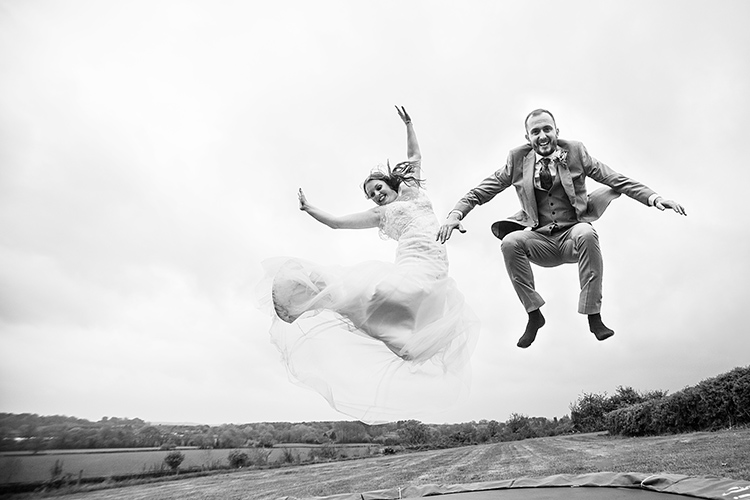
[298,188,309,211]
[395,105,411,125]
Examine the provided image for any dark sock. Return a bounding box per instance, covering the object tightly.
[588,313,615,341]
[517,309,545,348]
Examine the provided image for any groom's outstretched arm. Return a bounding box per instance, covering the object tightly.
[437,162,513,244]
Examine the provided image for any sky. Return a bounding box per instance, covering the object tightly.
[1,0,749,426]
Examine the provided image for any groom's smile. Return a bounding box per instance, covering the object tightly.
[525,112,559,157]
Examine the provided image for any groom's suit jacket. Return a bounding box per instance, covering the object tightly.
[452,139,657,239]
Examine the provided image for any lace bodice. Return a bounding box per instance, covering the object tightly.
[379,185,448,278]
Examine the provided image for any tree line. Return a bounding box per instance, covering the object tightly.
[4,365,746,456]
[8,365,745,453]
[0,413,576,452]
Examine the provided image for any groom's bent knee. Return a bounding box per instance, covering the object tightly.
[501,231,526,256]
[571,224,598,245]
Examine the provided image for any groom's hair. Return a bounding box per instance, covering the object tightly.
[524,109,556,131]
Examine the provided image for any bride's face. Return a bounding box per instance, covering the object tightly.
[364,179,398,206]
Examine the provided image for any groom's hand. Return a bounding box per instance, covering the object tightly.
[654,196,687,216]
[437,213,466,244]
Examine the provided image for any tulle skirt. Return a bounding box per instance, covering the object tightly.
[257,256,480,423]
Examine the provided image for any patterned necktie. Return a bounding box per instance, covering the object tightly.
[539,157,553,191]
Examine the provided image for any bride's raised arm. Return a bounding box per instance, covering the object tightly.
[396,106,422,179]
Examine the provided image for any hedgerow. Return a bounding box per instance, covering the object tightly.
[606,365,750,436]
[569,386,666,433]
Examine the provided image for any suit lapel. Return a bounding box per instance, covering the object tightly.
[556,147,578,208]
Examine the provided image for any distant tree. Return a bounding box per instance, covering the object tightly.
[19,423,37,441]
[486,420,501,438]
[137,426,162,447]
[476,425,492,443]
[66,427,98,449]
[642,389,669,401]
[442,421,478,446]
[333,421,369,443]
[287,423,317,443]
[397,420,431,447]
[218,425,245,448]
[190,431,215,449]
[164,451,185,471]
[96,426,120,448]
[259,431,275,447]
[302,430,320,444]
[253,423,277,447]
[554,415,575,434]
[505,413,533,439]
[609,386,643,408]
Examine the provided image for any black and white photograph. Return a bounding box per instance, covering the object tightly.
[1,1,748,498]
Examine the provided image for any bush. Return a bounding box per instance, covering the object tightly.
[570,386,665,433]
[228,449,249,468]
[606,366,750,436]
[310,443,338,461]
[163,451,185,471]
[281,448,299,464]
[397,420,434,448]
[247,448,272,466]
[569,392,615,432]
[49,459,64,479]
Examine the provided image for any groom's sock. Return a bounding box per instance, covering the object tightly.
[588,313,615,341]
[517,309,545,348]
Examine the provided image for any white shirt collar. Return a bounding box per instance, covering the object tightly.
[535,147,562,163]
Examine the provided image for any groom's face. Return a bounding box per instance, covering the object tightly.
[525,113,559,157]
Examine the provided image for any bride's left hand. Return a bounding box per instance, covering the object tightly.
[395,105,411,125]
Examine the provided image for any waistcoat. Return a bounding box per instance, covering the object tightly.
[534,174,578,235]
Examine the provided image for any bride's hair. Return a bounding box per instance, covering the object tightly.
[362,160,425,198]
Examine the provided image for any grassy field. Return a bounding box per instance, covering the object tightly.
[0,444,379,485]
[7,428,750,500]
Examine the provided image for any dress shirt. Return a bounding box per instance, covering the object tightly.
[534,150,560,190]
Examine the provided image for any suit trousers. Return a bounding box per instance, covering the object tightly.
[500,223,603,315]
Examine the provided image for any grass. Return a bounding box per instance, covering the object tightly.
[5,427,749,500]
[0,445,379,485]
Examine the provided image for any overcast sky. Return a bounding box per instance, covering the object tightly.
[1,0,749,426]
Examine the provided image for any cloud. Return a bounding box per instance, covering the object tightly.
[1,0,749,425]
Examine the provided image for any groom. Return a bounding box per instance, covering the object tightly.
[437,109,686,348]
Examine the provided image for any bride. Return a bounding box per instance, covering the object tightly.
[259,107,479,423]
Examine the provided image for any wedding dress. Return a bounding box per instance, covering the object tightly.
[258,185,479,423]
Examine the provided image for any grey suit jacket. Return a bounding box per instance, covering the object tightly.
[452,139,657,239]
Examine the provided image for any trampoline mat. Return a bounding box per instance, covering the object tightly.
[411,486,688,499]
[290,473,750,500]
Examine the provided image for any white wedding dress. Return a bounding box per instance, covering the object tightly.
[258,185,479,423]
